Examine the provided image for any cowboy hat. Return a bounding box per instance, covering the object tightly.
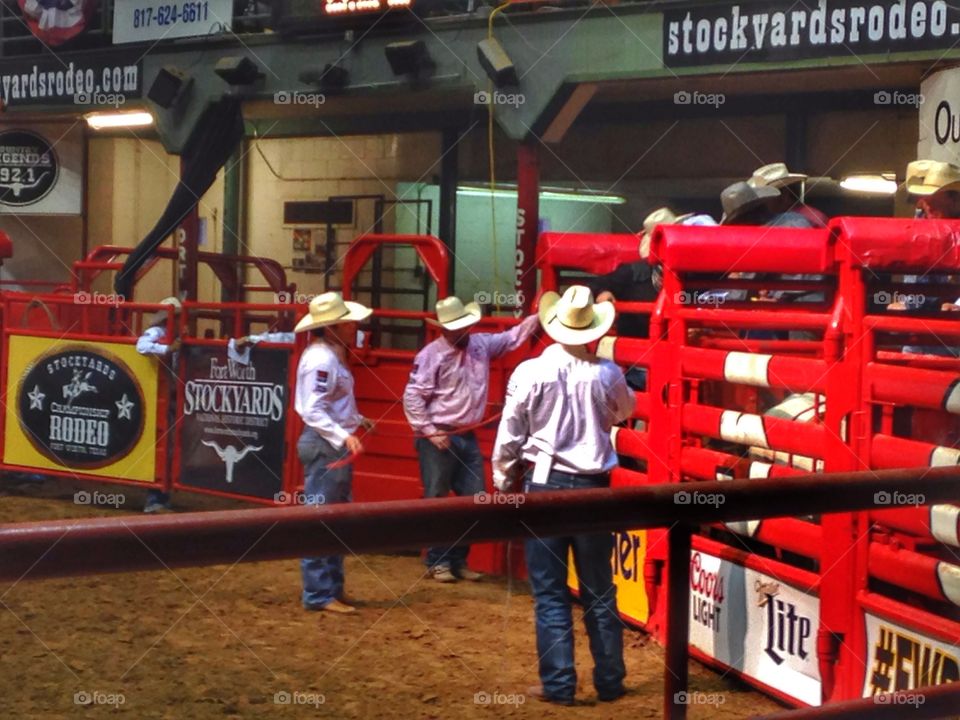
[426,296,482,331]
[148,296,182,327]
[538,285,615,345]
[748,162,808,189]
[294,291,372,333]
[720,181,780,224]
[904,159,960,196]
[639,207,678,259]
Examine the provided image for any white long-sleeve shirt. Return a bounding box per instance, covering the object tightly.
[136,325,171,356]
[294,340,361,448]
[492,343,635,490]
[403,315,539,436]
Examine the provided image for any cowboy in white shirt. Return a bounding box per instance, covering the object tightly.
[404,296,538,582]
[293,291,373,614]
[492,286,634,706]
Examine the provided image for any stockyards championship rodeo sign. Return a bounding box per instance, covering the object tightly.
[4,337,159,482]
[178,346,289,500]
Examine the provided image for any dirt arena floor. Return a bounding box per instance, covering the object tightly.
[0,475,782,719]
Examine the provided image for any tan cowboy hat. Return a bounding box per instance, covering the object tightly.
[748,162,808,189]
[904,159,960,196]
[720,181,780,224]
[294,291,372,333]
[639,207,678,259]
[148,296,182,327]
[426,296,482,331]
[538,285,615,345]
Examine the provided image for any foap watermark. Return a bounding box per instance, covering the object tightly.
[674,90,725,108]
[274,690,326,707]
[474,691,526,706]
[874,291,926,307]
[74,690,125,707]
[275,291,318,305]
[474,290,524,307]
[274,91,326,108]
[874,90,924,108]
[673,691,726,707]
[74,290,125,308]
[674,490,725,508]
[474,90,525,108]
[74,490,125,509]
[74,90,126,108]
[874,490,925,507]
[274,491,327,506]
[676,290,725,307]
[475,491,525,508]
[874,691,926,708]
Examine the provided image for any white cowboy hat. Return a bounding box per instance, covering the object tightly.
[639,207,678,259]
[294,291,372,333]
[720,181,780,224]
[148,296,182,327]
[538,285,615,345]
[426,296,482,331]
[748,162,808,189]
[904,159,960,196]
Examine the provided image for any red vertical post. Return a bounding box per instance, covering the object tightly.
[177,157,199,304]
[515,142,539,316]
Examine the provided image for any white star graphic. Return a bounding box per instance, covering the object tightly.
[115,394,134,421]
[28,385,45,411]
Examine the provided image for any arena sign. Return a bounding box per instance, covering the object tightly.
[664,1,960,67]
[178,346,289,500]
[568,529,650,626]
[0,54,141,107]
[862,613,960,695]
[3,336,159,482]
[0,130,58,207]
[919,66,960,164]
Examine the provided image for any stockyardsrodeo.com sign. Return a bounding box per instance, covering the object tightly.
[4,336,159,483]
[664,1,960,67]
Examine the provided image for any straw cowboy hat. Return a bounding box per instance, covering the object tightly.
[294,291,372,333]
[538,285,615,345]
[639,207,678,259]
[748,162,808,189]
[904,160,960,196]
[148,296,182,327]
[720,181,780,224]
[426,296,482,331]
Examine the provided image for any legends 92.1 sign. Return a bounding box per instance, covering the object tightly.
[0,125,82,215]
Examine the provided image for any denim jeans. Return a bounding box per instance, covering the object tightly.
[524,469,625,702]
[415,432,484,570]
[298,428,352,609]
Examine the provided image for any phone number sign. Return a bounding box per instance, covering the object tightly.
[113,0,233,44]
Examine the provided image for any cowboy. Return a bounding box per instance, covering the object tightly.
[492,286,635,706]
[748,162,828,228]
[403,296,539,582]
[136,296,182,514]
[294,291,373,614]
[905,160,960,220]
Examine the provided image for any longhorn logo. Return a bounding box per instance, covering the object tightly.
[202,441,263,484]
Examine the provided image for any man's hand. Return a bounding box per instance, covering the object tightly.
[235,336,252,349]
[429,434,451,451]
[360,417,376,431]
[345,434,364,455]
[167,339,182,354]
[596,291,617,304]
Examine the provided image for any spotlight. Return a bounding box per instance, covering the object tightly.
[477,38,517,87]
[147,66,192,110]
[385,40,432,77]
[214,56,262,86]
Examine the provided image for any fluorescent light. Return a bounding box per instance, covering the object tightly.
[840,173,897,195]
[85,111,154,130]
[457,186,625,205]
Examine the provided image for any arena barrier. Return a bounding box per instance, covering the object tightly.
[1,468,958,720]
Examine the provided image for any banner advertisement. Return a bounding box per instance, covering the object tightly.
[862,612,960,696]
[4,336,158,482]
[0,125,83,215]
[178,345,289,500]
[568,529,650,626]
[688,550,821,706]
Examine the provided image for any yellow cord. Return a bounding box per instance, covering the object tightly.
[487,1,510,314]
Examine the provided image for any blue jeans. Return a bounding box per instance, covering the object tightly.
[524,470,625,702]
[415,432,484,570]
[298,428,352,609]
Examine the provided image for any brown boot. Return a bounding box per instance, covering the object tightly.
[320,599,356,614]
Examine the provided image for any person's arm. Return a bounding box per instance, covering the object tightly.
[301,359,352,447]
[402,350,439,437]
[136,326,170,356]
[605,364,636,425]
[483,314,540,359]
[492,368,532,492]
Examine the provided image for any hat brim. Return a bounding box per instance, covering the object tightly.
[294,301,373,333]
[906,180,960,196]
[538,292,616,345]
[425,302,482,331]
[721,187,780,225]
